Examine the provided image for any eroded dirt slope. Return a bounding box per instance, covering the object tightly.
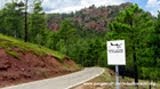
[0,34,79,87]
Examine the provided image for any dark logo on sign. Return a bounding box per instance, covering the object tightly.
[110,43,122,48]
[109,42,123,53]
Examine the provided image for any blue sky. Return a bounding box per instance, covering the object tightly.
[129,0,160,16]
[0,0,160,16]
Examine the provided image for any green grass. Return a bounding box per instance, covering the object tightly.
[5,49,19,59]
[0,34,65,61]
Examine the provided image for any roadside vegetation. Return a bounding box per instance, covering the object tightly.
[72,68,160,89]
[0,34,65,60]
[0,0,160,85]
[0,33,80,87]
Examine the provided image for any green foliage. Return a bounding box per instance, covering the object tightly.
[5,49,19,59]
[152,11,160,67]
[108,4,157,80]
[44,18,108,67]
[0,1,160,81]
[28,0,47,45]
[0,2,24,38]
[141,67,160,81]
[0,34,65,60]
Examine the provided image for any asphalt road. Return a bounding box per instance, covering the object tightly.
[1,67,104,89]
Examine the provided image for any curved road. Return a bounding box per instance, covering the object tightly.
[1,67,104,89]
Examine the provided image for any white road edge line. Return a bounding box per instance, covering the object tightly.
[66,67,105,89]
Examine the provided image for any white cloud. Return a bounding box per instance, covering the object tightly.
[0,0,10,8]
[42,0,81,13]
[147,0,157,6]
[146,0,160,16]
[42,0,127,13]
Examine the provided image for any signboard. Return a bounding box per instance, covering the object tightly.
[107,40,126,65]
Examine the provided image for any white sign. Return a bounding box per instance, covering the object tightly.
[107,40,126,65]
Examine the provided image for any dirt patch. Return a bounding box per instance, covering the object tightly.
[0,48,79,88]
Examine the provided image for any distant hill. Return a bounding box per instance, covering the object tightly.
[0,34,79,87]
[47,2,132,32]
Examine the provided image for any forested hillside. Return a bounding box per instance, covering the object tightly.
[47,3,132,32]
[0,0,160,82]
[0,1,80,87]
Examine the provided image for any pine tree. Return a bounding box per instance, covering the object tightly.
[154,12,160,65]
[0,1,24,38]
[29,0,47,45]
[108,4,155,81]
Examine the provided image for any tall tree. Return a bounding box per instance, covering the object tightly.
[154,11,160,63]
[108,4,155,83]
[29,0,47,45]
[0,1,24,38]
[24,0,28,42]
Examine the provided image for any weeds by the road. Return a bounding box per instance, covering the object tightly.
[72,68,159,89]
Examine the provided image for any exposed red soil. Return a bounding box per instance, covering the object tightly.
[0,48,79,88]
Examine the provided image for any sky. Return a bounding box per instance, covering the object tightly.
[0,0,160,16]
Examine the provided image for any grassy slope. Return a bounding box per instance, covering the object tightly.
[0,34,64,60]
[0,34,80,87]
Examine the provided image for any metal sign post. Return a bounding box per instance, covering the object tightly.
[115,65,119,89]
[107,40,126,89]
